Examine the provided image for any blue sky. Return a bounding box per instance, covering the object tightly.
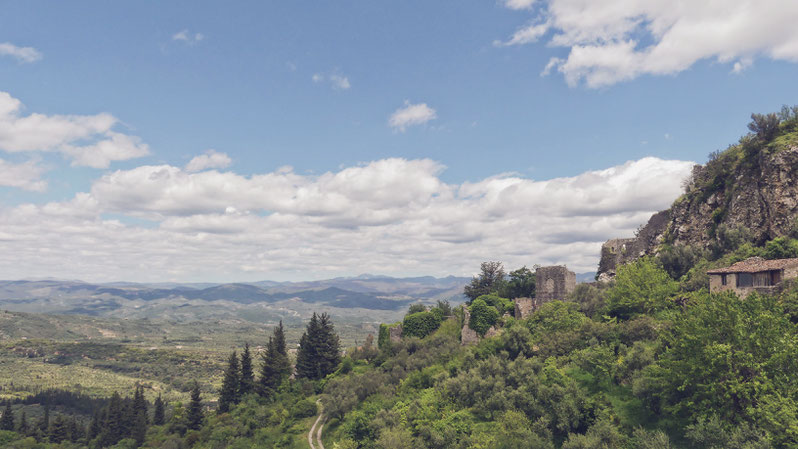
[0,1,797,282]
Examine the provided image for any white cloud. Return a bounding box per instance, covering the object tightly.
[185,150,232,172]
[0,156,694,282]
[495,21,549,46]
[0,91,149,168]
[504,0,537,10]
[0,158,46,191]
[312,72,351,90]
[0,42,42,63]
[330,74,351,90]
[499,0,798,87]
[388,102,437,132]
[172,30,204,44]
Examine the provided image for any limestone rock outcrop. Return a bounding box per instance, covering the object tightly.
[597,144,798,280]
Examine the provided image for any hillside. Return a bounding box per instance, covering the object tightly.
[598,107,798,279]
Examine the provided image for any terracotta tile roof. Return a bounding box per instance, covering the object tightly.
[706,257,798,274]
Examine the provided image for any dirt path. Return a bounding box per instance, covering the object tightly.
[308,400,325,449]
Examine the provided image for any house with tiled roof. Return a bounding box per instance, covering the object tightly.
[706,257,798,297]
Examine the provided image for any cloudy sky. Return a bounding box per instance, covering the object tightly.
[0,1,796,282]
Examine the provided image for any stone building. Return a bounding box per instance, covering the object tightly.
[707,257,798,298]
[535,265,576,302]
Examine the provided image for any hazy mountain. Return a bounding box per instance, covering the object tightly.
[0,275,470,325]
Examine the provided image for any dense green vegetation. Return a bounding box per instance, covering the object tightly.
[5,107,798,447]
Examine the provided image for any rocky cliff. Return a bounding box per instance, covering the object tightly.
[598,114,798,280]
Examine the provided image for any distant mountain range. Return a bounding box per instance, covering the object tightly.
[0,275,471,325]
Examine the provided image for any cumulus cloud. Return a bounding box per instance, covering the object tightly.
[173,30,204,44]
[0,91,149,168]
[498,0,798,87]
[185,150,232,172]
[0,42,42,63]
[388,102,437,132]
[0,156,694,282]
[0,158,47,191]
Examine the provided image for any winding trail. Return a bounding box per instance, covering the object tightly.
[308,400,326,449]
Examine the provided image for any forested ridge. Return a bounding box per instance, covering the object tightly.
[4,109,798,448]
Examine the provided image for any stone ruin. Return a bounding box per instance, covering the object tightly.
[535,265,576,302]
[513,297,537,320]
[389,324,403,343]
[462,265,576,344]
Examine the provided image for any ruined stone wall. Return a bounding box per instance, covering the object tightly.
[460,305,480,345]
[514,297,535,320]
[389,324,403,343]
[535,266,576,302]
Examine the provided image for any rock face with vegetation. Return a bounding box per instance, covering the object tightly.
[599,107,798,279]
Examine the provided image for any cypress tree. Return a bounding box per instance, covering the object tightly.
[0,403,13,431]
[186,381,203,431]
[153,394,165,426]
[239,343,254,397]
[218,351,240,413]
[17,410,27,435]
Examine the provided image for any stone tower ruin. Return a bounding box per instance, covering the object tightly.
[535,265,576,302]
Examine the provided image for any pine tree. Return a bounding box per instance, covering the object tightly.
[153,394,165,426]
[218,351,240,413]
[131,385,148,447]
[296,313,341,380]
[48,415,68,444]
[87,410,101,441]
[67,416,82,443]
[0,403,13,431]
[273,321,292,378]
[133,385,148,424]
[239,343,255,397]
[258,322,292,398]
[17,411,27,435]
[317,313,342,376]
[99,392,124,447]
[274,321,288,358]
[186,381,203,431]
[38,404,50,435]
[295,313,321,379]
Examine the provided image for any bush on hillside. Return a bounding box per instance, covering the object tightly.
[605,257,678,319]
[474,294,514,316]
[468,299,499,336]
[403,311,443,339]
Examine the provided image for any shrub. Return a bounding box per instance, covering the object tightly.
[763,236,798,259]
[605,257,678,319]
[402,312,442,339]
[474,293,514,315]
[290,399,318,419]
[468,299,499,336]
